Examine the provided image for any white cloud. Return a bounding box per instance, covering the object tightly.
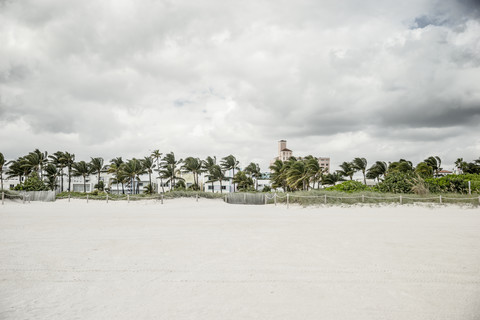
[1,0,479,171]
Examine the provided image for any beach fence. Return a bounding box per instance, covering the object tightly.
[23,191,56,202]
[255,192,480,207]
[226,193,266,205]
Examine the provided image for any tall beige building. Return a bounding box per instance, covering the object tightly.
[272,140,330,173]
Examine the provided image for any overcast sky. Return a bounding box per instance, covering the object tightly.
[1,0,480,171]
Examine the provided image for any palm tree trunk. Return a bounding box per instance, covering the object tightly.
[60,168,63,192]
[161,178,165,193]
[83,175,86,193]
[220,179,223,193]
[121,182,124,194]
[68,168,72,192]
[211,181,214,193]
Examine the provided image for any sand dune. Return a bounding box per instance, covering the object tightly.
[1,198,479,319]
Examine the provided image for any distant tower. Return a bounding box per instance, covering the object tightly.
[278,140,287,156]
[277,140,292,161]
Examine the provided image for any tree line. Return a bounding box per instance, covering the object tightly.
[0,150,262,193]
[1,150,479,194]
[269,155,480,192]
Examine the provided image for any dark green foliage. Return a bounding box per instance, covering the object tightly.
[425,174,480,194]
[325,180,367,193]
[378,172,414,193]
[13,173,48,191]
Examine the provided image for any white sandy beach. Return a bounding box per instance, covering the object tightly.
[1,198,479,320]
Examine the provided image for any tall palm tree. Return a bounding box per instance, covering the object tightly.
[90,157,106,190]
[202,156,217,192]
[285,159,310,191]
[305,157,326,189]
[232,171,254,191]
[162,152,182,189]
[159,164,184,191]
[151,150,163,193]
[6,158,29,183]
[323,172,343,185]
[244,162,261,191]
[0,152,5,191]
[424,156,442,177]
[206,164,228,193]
[44,163,60,191]
[387,159,414,174]
[108,157,125,194]
[121,158,144,194]
[49,151,66,192]
[221,155,240,192]
[337,161,355,180]
[22,149,48,179]
[72,161,91,193]
[61,152,75,192]
[182,157,205,190]
[366,161,387,182]
[352,157,368,185]
[142,156,156,190]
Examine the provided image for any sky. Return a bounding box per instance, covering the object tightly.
[1,0,480,172]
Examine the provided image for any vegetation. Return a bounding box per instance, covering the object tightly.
[1,148,479,201]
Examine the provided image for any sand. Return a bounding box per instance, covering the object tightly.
[1,198,479,320]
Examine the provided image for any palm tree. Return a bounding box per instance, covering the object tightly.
[60,152,75,192]
[285,159,310,191]
[352,157,368,185]
[49,151,66,192]
[337,161,355,180]
[424,156,442,177]
[269,159,286,191]
[162,152,182,189]
[206,164,228,193]
[305,157,326,189]
[142,156,156,190]
[182,157,205,190]
[244,162,261,191]
[108,157,125,194]
[232,171,254,191]
[366,161,387,182]
[0,152,5,191]
[122,158,144,194]
[159,163,184,191]
[202,156,217,192]
[323,172,343,185]
[44,163,60,191]
[151,150,163,193]
[221,155,240,192]
[6,158,29,183]
[72,161,91,193]
[22,149,48,179]
[387,159,414,174]
[90,157,106,190]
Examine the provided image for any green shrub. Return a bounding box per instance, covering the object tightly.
[13,173,48,191]
[325,180,367,193]
[378,172,414,193]
[425,174,480,194]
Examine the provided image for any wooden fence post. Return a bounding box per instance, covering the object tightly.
[362,194,364,203]
[1,192,4,205]
[324,194,327,204]
[399,195,402,205]
[106,194,109,203]
[439,195,442,204]
[87,194,89,203]
[287,194,289,209]
[274,193,277,206]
